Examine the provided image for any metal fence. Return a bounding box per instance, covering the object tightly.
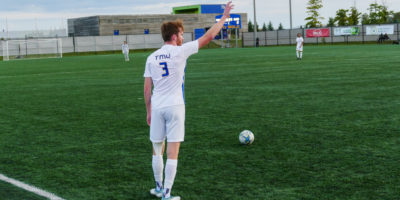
[0,33,194,57]
[243,23,400,47]
[1,24,399,58]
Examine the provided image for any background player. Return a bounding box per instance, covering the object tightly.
[122,41,129,61]
[296,33,304,60]
[144,1,234,200]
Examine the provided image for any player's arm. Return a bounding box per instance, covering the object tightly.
[144,77,152,126]
[198,1,234,48]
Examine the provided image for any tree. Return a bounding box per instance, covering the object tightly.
[267,21,274,31]
[378,5,394,23]
[262,22,267,31]
[305,0,324,28]
[334,9,349,26]
[248,20,254,32]
[255,23,260,32]
[348,7,361,25]
[327,17,336,27]
[361,13,370,24]
[278,23,284,30]
[368,3,380,24]
[389,12,400,23]
[367,3,394,24]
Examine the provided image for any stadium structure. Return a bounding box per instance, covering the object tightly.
[67,4,248,36]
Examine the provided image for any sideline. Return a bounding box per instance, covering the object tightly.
[0,173,65,200]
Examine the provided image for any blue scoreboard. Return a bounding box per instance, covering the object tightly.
[215,14,242,29]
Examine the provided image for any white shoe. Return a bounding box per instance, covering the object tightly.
[162,196,181,200]
[150,188,163,198]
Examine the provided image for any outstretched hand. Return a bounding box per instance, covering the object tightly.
[223,1,234,18]
[198,1,235,48]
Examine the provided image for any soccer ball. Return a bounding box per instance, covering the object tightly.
[239,130,254,145]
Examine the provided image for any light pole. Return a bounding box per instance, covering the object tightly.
[289,0,293,45]
[6,17,9,40]
[289,0,293,29]
[253,0,257,47]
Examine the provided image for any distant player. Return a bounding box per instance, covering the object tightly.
[144,1,234,200]
[296,33,304,60]
[122,41,129,61]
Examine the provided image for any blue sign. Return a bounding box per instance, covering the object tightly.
[215,14,242,29]
[114,30,119,35]
[144,29,150,34]
[201,5,225,14]
[194,28,206,40]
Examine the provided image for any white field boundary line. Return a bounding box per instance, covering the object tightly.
[0,173,65,200]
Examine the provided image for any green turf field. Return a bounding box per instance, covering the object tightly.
[0,45,399,200]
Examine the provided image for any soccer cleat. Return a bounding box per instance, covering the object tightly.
[150,188,163,198]
[162,196,181,200]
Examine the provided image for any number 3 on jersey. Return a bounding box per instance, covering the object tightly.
[160,62,169,77]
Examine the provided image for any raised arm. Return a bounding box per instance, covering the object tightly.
[198,1,234,48]
[144,77,153,126]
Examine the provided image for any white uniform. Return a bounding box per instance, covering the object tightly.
[144,40,199,142]
[296,37,304,51]
[122,44,129,61]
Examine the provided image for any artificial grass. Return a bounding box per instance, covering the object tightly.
[0,45,399,199]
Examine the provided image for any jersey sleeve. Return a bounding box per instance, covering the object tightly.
[182,40,199,58]
[143,58,151,77]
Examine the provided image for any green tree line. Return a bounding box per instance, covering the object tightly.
[307,1,399,28]
[248,1,400,31]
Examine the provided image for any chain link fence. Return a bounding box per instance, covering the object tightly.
[0,33,194,57]
[243,23,400,47]
[1,24,399,59]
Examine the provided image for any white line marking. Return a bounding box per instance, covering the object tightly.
[0,173,65,200]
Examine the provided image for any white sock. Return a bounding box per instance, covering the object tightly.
[163,159,178,198]
[296,51,299,58]
[300,52,303,58]
[152,155,163,190]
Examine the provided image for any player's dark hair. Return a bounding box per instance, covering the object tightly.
[161,20,184,42]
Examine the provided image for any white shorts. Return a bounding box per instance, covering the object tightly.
[296,47,303,51]
[150,104,185,143]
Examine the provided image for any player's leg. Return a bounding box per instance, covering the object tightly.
[125,52,129,61]
[150,109,167,197]
[300,50,303,59]
[296,50,300,59]
[162,105,185,200]
[163,142,180,199]
[150,142,165,197]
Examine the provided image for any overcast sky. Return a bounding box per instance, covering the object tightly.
[0,0,399,31]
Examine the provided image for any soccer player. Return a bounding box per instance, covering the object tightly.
[296,33,304,60]
[144,1,234,200]
[122,41,129,61]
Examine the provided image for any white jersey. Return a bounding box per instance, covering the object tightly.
[296,37,304,50]
[122,44,129,54]
[144,40,199,110]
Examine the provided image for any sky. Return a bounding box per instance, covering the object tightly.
[0,0,399,31]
